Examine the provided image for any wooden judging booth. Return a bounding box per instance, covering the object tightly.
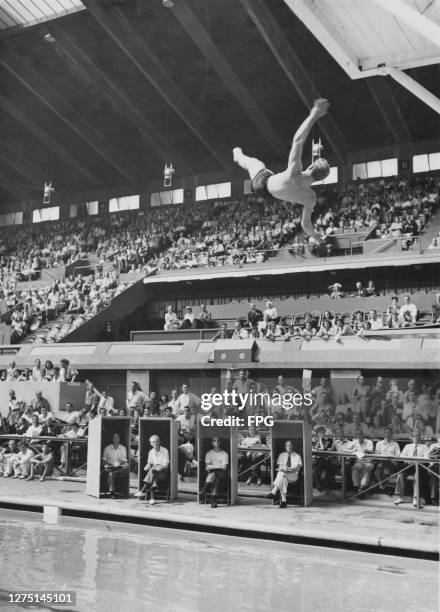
[137,418,178,501]
[197,424,238,505]
[270,420,313,506]
[86,416,131,498]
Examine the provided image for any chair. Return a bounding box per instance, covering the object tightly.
[293,313,305,327]
[341,311,352,324]
[271,469,304,506]
[145,481,170,503]
[280,314,294,327]
[143,469,171,503]
[100,467,130,498]
[202,473,231,506]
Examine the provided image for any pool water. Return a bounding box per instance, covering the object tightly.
[0,510,437,612]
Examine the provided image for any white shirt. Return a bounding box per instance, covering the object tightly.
[32,367,44,381]
[15,448,34,464]
[346,438,374,455]
[25,424,44,438]
[232,328,249,339]
[39,411,53,424]
[98,396,114,411]
[168,398,180,417]
[264,307,278,320]
[205,449,229,469]
[176,392,200,414]
[146,446,169,469]
[369,318,383,331]
[176,414,196,433]
[399,303,417,321]
[126,390,147,411]
[62,427,85,438]
[102,443,128,465]
[400,443,428,459]
[60,365,78,382]
[65,410,82,425]
[375,439,400,457]
[276,450,302,471]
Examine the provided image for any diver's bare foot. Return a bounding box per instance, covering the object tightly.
[233,147,242,162]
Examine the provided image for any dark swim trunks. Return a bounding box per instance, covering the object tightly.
[251,168,274,196]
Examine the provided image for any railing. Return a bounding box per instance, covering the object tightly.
[130,328,223,341]
[155,234,426,277]
[352,235,422,256]
[313,449,439,509]
[2,435,437,508]
[0,434,88,478]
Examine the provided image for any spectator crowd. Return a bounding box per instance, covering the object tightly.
[171,288,438,340]
[1,369,439,505]
[0,171,438,344]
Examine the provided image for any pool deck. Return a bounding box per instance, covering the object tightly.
[0,477,438,557]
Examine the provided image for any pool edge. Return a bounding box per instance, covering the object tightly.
[0,497,437,561]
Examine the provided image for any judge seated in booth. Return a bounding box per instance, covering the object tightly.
[135,435,170,505]
[101,432,129,498]
[200,437,229,508]
[267,440,302,508]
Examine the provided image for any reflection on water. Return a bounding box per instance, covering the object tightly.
[0,511,437,612]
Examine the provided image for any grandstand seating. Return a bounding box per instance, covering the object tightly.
[0,171,437,344]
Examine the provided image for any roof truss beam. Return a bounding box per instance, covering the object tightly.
[0,140,42,189]
[282,0,361,79]
[370,0,440,51]
[0,46,141,183]
[0,91,102,186]
[241,0,349,161]
[0,5,86,39]
[366,76,411,143]
[383,66,440,115]
[170,0,285,156]
[0,172,30,201]
[82,0,232,171]
[50,25,193,175]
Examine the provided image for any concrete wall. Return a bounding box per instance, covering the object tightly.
[0,381,86,417]
[60,279,152,343]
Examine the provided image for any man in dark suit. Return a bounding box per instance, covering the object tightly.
[247,303,263,332]
[212,323,231,340]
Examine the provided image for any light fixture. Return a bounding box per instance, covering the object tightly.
[43,32,56,43]
[164,162,175,187]
[162,0,174,7]
[43,181,55,204]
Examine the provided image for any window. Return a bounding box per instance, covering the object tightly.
[150,189,184,207]
[86,201,99,215]
[413,152,440,173]
[195,182,231,201]
[352,158,398,180]
[32,206,59,223]
[70,201,98,218]
[0,211,23,226]
[312,166,339,186]
[108,194,139,213]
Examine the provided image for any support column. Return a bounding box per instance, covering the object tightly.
[330,369,361,399]
[126,370,150,395]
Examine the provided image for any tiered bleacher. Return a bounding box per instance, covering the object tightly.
[0,171,438,344]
